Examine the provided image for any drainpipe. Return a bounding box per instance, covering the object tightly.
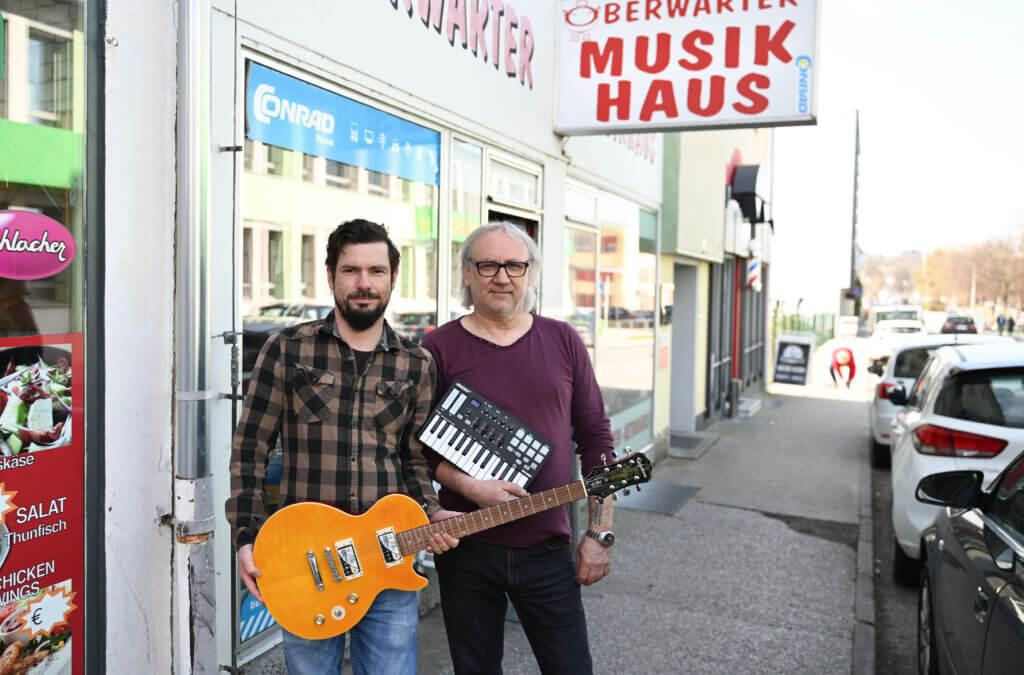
[173,1,218,673]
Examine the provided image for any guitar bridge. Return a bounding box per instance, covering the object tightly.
[334,538,363,580]
[376,527,403,567]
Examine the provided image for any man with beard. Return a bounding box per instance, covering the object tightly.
[226,219,458,674]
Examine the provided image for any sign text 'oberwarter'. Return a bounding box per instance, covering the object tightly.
[556,0,818,135]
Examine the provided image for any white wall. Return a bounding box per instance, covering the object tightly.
[104,0,176,670]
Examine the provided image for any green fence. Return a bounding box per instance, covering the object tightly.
[772,313,835,348]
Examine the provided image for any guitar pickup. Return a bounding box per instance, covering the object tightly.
[334,538,363,580]
[377,527,403,567]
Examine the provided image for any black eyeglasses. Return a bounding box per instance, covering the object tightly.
[469,259,530,278]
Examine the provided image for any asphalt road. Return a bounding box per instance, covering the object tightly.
[871,460,918,675]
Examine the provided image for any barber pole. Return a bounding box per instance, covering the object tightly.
[747,257,761,292]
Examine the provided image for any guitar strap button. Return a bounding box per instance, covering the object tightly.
[348,593,359,604]
[314,614,325,625]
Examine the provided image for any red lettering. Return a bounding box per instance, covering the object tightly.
[467,0,489,59]
[679,30,713,71]
[666,0,689,18]
[640,80,679,121]
[580,38,624,77]
[725,26,740,67]
[597,81,631,121]
[419,0,443,31]
[490,0,505,70]
[503,5,518,77]
[718,0,733,11]
[693,0,711,16]
[755,20,795,65]
[605,2,621,23]
[646,0,663,19]
[635,33,671,74]
[780,0,798,6]
[733,73,769,114]
[627,1,640,21]
[686,76,724,117]
[446,0,467,47]
[759,0,771,8]
[519,15,534,87]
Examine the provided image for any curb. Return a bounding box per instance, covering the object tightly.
[853,453,876,674]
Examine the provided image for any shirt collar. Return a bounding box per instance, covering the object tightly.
[319,313,396,352]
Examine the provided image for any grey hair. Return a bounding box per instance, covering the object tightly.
[459,222,542,312]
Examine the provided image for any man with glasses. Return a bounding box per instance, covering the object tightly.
[421,222,615,674]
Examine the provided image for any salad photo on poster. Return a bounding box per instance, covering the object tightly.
[0,345,72,457]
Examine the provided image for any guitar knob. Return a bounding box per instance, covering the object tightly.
[348,593,359,604]
[332,606,346,620]
[314,614,325,625]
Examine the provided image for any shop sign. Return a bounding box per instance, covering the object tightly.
[246,62,441,186]
[384,0,536,89]
[0,334,83,673]
[773,333,813,385]
[0,212,77,281]
[555,0,818,135]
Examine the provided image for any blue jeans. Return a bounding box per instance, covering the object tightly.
[281,588,418,675]
[435,537,593,675]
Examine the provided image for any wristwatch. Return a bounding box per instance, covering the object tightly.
[584,529,615,548]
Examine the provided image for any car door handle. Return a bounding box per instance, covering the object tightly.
[975,587,990,622]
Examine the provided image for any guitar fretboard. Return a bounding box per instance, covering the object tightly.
[397,481,588,555]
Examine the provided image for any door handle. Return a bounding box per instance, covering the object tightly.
[974,587,989,623]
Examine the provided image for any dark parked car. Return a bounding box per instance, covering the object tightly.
[242,303,333,374]
[941,314,977,334]
[394,311,436,343]
[916,454,1024,675]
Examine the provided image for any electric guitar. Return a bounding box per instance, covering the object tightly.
[253,452,652,639]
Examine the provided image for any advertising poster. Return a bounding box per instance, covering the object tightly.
[773,334,814,385]
[0,333,82,674]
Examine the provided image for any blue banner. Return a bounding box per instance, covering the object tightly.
[246,62,440,186]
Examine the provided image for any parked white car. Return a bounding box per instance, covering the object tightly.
[888,342,1024,584]
[868,319,927,359]
[866,334,1012,467]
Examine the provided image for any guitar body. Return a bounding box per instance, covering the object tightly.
[253,494,429,640]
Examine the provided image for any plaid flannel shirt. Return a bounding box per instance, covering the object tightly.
[225,316,440,549]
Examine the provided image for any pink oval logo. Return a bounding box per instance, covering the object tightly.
[0,211,77,280]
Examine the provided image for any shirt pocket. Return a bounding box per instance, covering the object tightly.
[291,367,340,423]
[371,380,414,433]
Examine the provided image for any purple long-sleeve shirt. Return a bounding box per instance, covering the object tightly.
[421,315,614,547]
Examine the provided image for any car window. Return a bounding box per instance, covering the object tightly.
[989,454,1024,541]
[878,310,918,321]
[934,369,1024,428]
[907,355,943,409]
[893,348,938,379]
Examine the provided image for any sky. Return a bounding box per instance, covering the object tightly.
[770,0,1024,309]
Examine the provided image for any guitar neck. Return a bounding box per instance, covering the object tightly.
[397,481,589,555]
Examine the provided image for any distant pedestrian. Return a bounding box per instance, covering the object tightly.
[997,314,1006,335]
[829,346,856,388]
[1009,316,1017,335]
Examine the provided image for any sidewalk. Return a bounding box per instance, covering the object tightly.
[243,349,874,673]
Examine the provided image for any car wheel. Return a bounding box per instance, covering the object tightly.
[918,565,939,675]
[894,537,921,586]
[871,439,890,468]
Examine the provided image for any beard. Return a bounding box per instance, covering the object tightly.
[336,291,389,332]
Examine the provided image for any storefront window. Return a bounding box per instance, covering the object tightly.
[489,158,539,208]
[562,226,597,356]
[450,139,482,318]
[241,62,440,346]
[0,3,87,671]
[594,194,655,455]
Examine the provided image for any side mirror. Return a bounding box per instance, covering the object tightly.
[867,362,884,376]
[916,471,985,508]
[887,385,908,406]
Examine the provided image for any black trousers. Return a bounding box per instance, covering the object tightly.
[435,537,594,675]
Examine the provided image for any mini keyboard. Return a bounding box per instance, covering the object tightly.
[418,381,554,489]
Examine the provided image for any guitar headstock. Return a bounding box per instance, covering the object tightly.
[583,451,652,499]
